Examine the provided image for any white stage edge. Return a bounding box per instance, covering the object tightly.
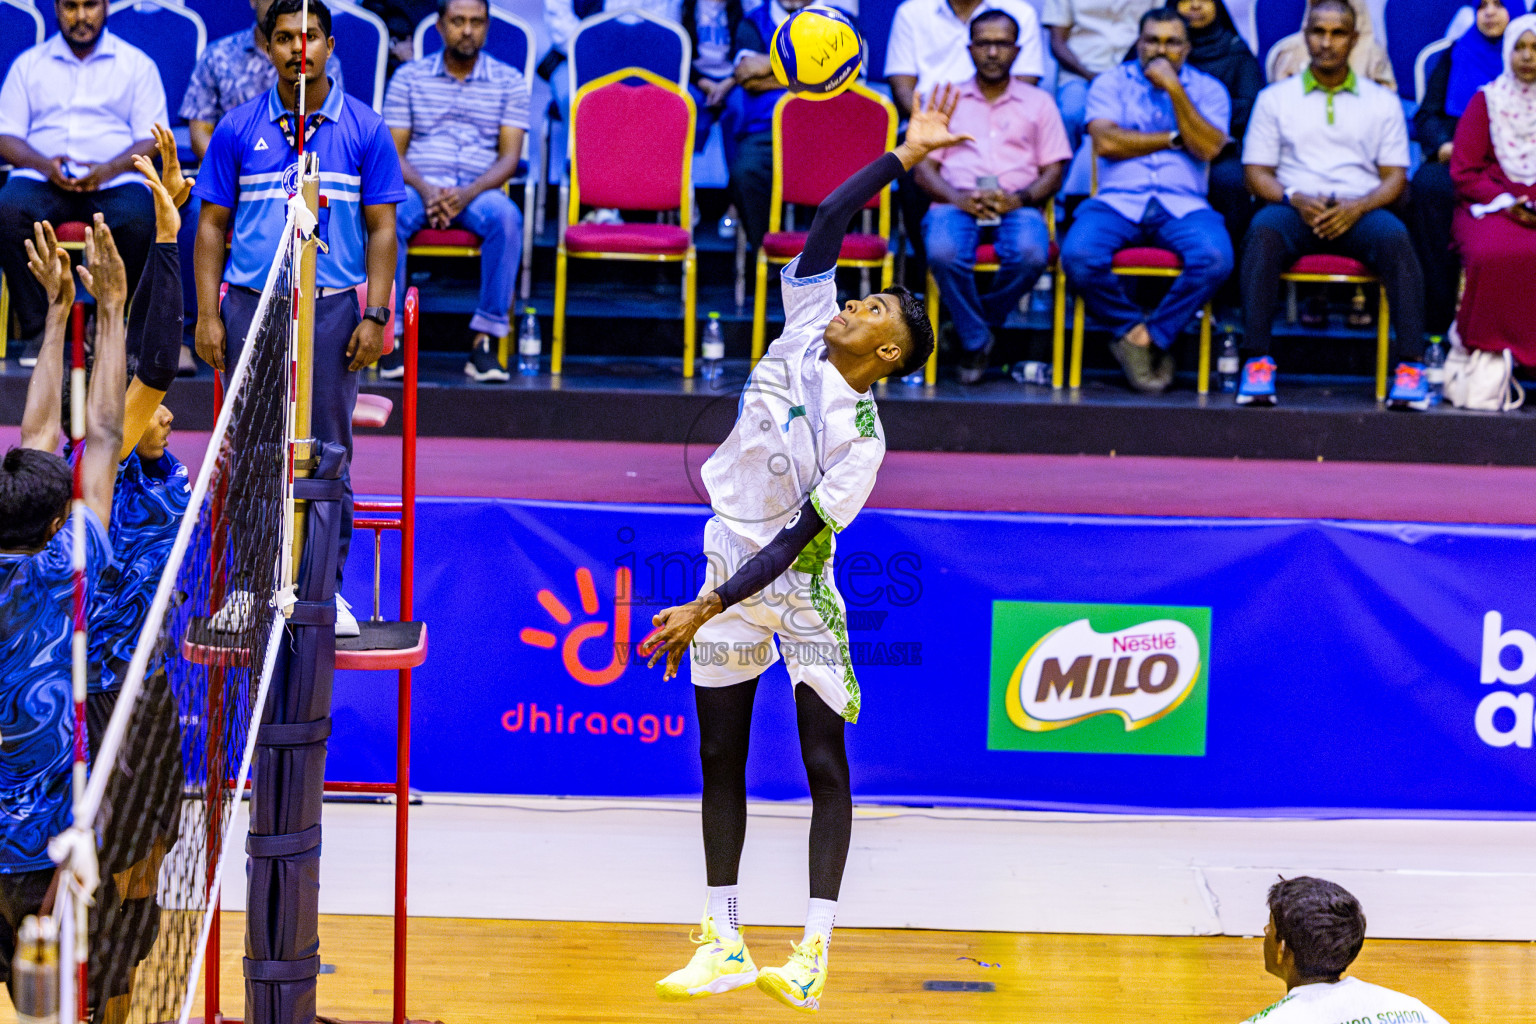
[216,795,1536,941]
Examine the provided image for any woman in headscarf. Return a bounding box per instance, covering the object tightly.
[1411,0,1522,336]
[1167,0,1263,249]
[1451,13,1536,366]
[1264,0,1396,89]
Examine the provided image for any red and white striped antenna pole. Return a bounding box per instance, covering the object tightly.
[67,300,88,1024]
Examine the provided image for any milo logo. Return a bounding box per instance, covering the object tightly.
[988,602,1211,756]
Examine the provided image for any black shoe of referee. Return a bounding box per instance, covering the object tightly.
[465,334,509,383]
[377,346,404,380]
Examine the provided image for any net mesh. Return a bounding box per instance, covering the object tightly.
[76,225,296,1024]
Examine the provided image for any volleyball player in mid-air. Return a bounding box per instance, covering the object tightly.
[642,87,967,1012]
[20,123,194,1024]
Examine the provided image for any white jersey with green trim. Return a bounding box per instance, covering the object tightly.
[702,255,886,550]
[1241,978,1449,1024]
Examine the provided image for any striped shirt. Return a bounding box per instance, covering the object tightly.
[192,78,406,289]
[382,52,530,189]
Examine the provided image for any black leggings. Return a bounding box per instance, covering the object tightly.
[696,679,852,901]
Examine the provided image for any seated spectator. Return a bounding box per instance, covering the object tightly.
[0,0,165,367]
[1239,0,1425,409]
[1245,877,1449,1024]
[914,11,1070,384]
[542,0,684,127]
[1412,0,1522,336]
[385,0,529,383]
[1266,0,1395,90]
[1059,8,1232,394]
[1042,0,1159,148]
[1451,14,1536,368]
[183,0,347,160]
[728,0,857,252]
[885,0,1044,117]
[359,0,438,76]
[683,0,743,151]
[1164,0,1263,255]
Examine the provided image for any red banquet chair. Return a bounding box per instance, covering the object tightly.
[752,84,897,361]
[0,220,88,358]
[1281,254,1391,401]
[1069,145,1214,392]
[554,68,697,375]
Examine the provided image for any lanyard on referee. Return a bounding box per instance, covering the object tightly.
[277,111,327,151]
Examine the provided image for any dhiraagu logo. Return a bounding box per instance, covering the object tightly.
[988,601,1211,756]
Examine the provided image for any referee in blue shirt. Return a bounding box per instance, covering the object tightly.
[192,0,405,633]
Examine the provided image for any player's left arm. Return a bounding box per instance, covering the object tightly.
[797,85,973,278]
[645,497,828,680]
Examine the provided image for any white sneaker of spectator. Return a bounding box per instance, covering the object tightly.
[581,208,623,225]
[335,594,360,638]
[210,589,257,634]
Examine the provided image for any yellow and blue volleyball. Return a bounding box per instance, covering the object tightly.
[770,6,862,100]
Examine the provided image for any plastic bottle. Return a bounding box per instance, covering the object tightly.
[1424,335,1446,405]
[1010,360,1052,386]
[1217,329,1241,393]
[517,307,541,376]
[701,312,725,382]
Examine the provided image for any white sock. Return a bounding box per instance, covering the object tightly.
[706,885,740,940]
[804,898,837,944]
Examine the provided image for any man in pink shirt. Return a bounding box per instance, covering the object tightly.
[914,10,1071,383]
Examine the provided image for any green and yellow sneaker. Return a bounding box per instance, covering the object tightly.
[655,916,758,1000]
[756,934,828,1012]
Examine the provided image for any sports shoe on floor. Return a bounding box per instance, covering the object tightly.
[464,336,509,383]
[210,590,257,633]
[1109,335,1169,394]
[1235,356,1277,407]
[178,345,198,377]
[956,334,994,386]
[655,916,758,1001]
[377,346,404,380]
[1386,362,1430,411]
[11,338,36,368]
[335,594,361,638]
[756,934,828,1013]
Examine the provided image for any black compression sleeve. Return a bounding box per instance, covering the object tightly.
[126,243,184,393]
[713,498,826,610]
[797,152,903,278]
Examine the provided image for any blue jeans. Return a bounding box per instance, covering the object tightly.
[1060,198,1233,350]
[394,185,523,339]
[1057,75,1091,150]
[923,203,1050,352]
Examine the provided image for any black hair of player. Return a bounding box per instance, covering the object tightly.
[438,0,490,14]
[1307,0,1356,30]
[0,448,71,550]
[969,9,1020,43]
[885,285,934,379]
[264,0,332,42]
[1139,5,1189,35]
[1267,876,1366,979]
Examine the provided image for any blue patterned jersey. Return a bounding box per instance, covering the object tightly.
[0,508,111,872]
[90,451,190,694]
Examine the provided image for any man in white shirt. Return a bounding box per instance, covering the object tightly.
[884,0,1043,117]
[0,0,166,366]
[1242,876,1450,1024]
[1042,0,1160,147]
[1237,0,1426,410]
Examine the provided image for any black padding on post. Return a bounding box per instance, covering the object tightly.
[257,718,333,748]
[246,824,322,859]
[244,956,322,983]
[288,600,336,626]
[293,477,346,501]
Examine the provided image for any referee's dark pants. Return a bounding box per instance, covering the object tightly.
[223,285,359,586]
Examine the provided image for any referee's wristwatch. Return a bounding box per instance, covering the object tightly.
[362,306,391,326]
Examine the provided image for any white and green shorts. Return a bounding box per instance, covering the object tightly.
[689,516,862,723]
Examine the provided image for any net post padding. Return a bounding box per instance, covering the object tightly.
[58,207,299,1024]
[244,446,344,1024]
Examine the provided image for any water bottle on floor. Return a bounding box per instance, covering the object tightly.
[1217,328,1240,393]
[517,307,541,376]
[701,312,725,382]
[1010,360,1052,386]
[1424,335,1446,405]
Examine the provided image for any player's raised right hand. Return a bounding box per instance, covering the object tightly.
[195,315,226,373]
[75,214,128,309]
[899,84,974,163]
[25,220,73,310]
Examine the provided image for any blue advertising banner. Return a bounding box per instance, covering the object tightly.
[330,498,1536,816]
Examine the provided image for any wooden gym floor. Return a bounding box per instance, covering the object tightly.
[127,915,1536,1022]
[0,915,1529,1022]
